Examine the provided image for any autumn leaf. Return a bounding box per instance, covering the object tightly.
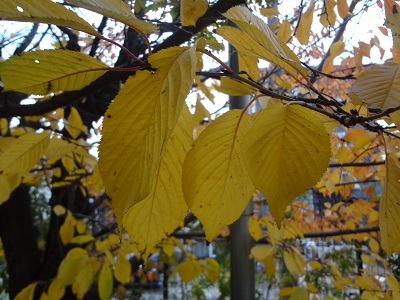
[66,0,157,34]
[217,6,307,79]
[277,20,292,43]
[213,77,254,96]
[242,103,331,225]
[99,45,197,228]
[320,0,337,28]
[72,264,94,299]
[98,263,113,300]
[114,253,132,284]
[0,0,99,36]
[15,283,37,300]
[123,107,192,259]
[0,50,108,95]
[173,260,202,283]
[350,63,400,110]
[296,1,314,45]
[180,0,208,26]
[57,248,89,285]
[182,110,255,241]
[65,107,87,139]
[379,154,400,254]
[0,131,50,176]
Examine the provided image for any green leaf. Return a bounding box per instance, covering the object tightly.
[99,45,197,228]
[182,110,254,241]
[65,0,158,34]
[379,154,400,254]
[350,63,400,110]
[0,0,99,36]
[0,50,108,95]
[242,104,330,225]
[98,263,113,300]
[0,131,50,176]
[217,6,307,79]
[123,107,192,259]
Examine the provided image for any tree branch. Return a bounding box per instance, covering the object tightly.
[0,0,246,119]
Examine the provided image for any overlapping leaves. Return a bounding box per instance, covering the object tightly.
[216,6,308,79]
[98,45,197,227]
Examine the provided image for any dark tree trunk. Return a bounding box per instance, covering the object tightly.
[0,185,41,299]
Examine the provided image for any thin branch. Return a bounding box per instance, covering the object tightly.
[14,23,39,55]
[171,226,380,240]
[329,161,385,168]
[89,16,108,57]
[335,179,379,186]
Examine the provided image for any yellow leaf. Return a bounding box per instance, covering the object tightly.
[72,264,94,299]
[47,278,65,300]
[98,263,113,300]
[379,154,400,254]
[0,0,99,36]
[350,63,400,110]
[160,239,176,257]
[296,1,314,45]
[260,8,279,16]
[322,56,334,74]
[174,260,202,283]
[248,215,262,241]
[59,214,75,245]
[310,260,323,270]
[217,6,308,79]
[0,118,8,136]
[214,77,254,96]
[99,45,197,228]
[203,258,220,283]
[283,249,305,279]
[307,282,318,293]
[320,0,337,28]
[57,248,88,285]
[330,41,345,58]
[0,131,50,176]
[53,205,67,216]
[195,76,215,103]
[277,20,292,43]
[0,50,107,95]
[180,0,208,26]
[385,12,400,52]
[43,137,78,160]
[289,287,309,300]
[66,0,157,34]
[0,173,21,205]
[122,107,192,258]
[15,283,37,300]
[114,253,131,284]
[353,47,363,72]
[182,110,255,241]
[193,98,210,127]
[238,54,259,81]
[386,273,400,293]
[264,254,275,277]
[65,107,86,139]
[242,104,330,225]
[280,286,301,297]
[251,245,275,261]
[337,0,349,19]
[69,235,95,244]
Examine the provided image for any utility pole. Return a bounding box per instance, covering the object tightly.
[228,33,255,300]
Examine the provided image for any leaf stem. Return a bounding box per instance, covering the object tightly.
[101,36,145,64]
